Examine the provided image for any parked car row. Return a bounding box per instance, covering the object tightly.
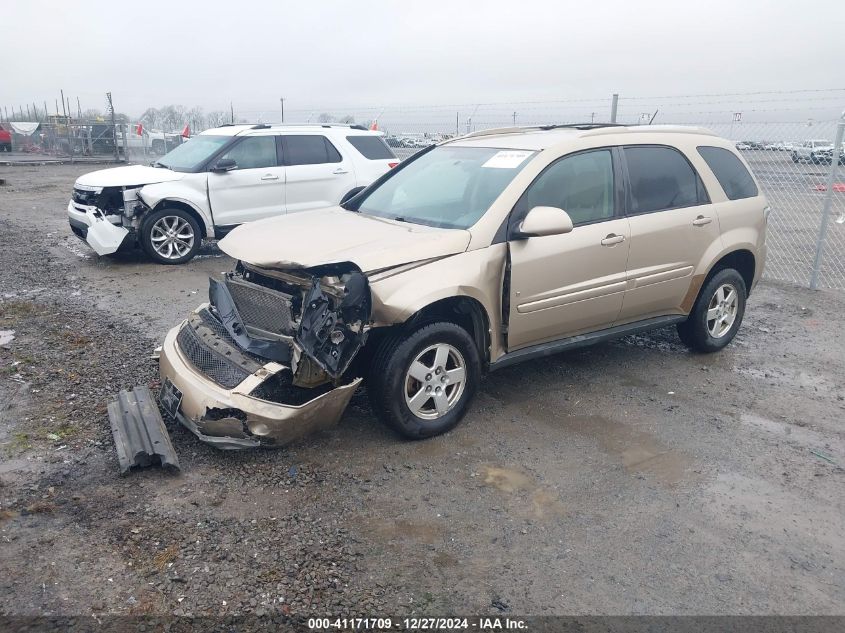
[735,138,844,164]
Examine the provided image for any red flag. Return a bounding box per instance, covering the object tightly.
[369,120,378,131]
[135,123,143,136]
[181,124,190,138]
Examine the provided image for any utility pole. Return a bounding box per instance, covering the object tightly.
[591,112,595,123]
[77,96,82,118]
[456,112,459,136]
[230,102,234,124]
[512,111,517,125]
[106,92,118,162]
[280,97,285,124]
[60,89,67,119]
[610,93,619,123]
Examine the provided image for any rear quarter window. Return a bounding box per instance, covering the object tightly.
[697,146,759,200]
[345,135,396,160]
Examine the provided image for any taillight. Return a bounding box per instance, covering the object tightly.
[388,162,398,168]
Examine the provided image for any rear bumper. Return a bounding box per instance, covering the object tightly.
[159,310,361,449]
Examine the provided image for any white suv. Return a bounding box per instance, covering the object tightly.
[67,124,398,263]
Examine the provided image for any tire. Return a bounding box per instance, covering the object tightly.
[677,268,747,353]
[139,208,202,265]
[368,322,481,439]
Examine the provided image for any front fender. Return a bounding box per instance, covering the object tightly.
[369,245,508,359]
[138,178,213,237]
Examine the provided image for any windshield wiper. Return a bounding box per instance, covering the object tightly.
[151,161,168,168]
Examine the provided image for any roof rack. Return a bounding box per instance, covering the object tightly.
[460,123,622,140]
[538,123,624,130]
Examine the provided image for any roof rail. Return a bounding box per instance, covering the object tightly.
[460,123,623,140]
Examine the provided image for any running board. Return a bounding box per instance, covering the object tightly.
[490,315,686,372]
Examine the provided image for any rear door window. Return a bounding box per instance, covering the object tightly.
[282,135,343,166]
[346,135,397,160]
[623,145,708,214]
[697,146,758,200]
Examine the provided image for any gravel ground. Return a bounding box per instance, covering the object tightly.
[0,164,843,620]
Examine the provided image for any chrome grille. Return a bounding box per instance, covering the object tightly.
[225,276,295,338]
[176,321,252,389]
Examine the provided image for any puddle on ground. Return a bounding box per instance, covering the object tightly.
[483,466,532,492]
[480,466,566,519]
[552,415,696,487]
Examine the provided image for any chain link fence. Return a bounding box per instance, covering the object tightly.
[254,93,844,290]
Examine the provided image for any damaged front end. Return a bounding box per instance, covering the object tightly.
[159,262,371,448]
[68,185,149,255]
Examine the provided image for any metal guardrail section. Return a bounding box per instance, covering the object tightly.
[107,386,179,475]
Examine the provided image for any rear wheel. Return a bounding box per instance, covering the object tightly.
[368,322,481,439]
[140,208,201,265]
[677,268,747,353]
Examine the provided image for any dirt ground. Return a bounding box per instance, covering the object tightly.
[0,164,843,619]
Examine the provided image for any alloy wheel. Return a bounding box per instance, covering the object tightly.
[404,343,467,420]
[150,215,195,260]
[706,283,739,338]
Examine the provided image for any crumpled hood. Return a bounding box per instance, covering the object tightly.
[218,207,471,272]
[75,164,183,188]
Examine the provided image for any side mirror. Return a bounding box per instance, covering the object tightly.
[211,158,237,172]
[515,206,574,239]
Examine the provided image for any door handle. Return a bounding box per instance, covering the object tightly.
[600,233,625,246]
[260,174,279,181]
[332,168,349,175]
[692,215,712,226]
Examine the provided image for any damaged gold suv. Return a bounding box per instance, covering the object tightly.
[158,124,768,448]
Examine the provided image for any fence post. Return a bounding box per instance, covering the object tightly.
[809,109,845,290]
[610,93,619,123]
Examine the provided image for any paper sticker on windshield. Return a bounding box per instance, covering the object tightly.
[482,150,533,169]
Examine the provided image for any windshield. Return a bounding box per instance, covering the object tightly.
[156,135,231,171]
[355,146,535,229]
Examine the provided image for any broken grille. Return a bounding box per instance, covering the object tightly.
[176,321,252,389]
[225,276,295,338]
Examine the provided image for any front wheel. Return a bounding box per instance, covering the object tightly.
[677,268,747,353]
[140,208,202,264]
[368,322,481,439]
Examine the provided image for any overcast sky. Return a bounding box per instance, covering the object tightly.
[3,0,844,125]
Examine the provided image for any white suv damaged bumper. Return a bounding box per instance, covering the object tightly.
[67,200,131,256]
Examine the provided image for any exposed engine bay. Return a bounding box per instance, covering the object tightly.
[155,261,372,449]
[214,262,371,385]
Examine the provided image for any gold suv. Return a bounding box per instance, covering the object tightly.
[158,124,768,448]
